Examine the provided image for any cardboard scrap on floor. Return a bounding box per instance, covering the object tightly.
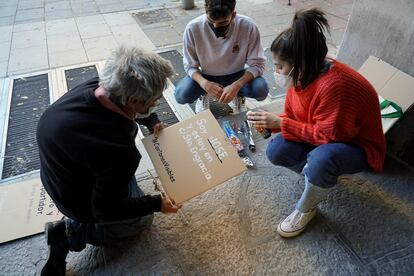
[0,177,61,244]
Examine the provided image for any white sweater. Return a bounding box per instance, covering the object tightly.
[183,14,266,78]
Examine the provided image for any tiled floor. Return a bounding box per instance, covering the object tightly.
[0,0,352,78]
[0,0,352,179]
[1,1,414,276]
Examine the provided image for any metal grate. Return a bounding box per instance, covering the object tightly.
[65,65,99,91]
[139,96,179,137]
[132,8,174,25]
[159,50,186,86]
[2,74,50,179]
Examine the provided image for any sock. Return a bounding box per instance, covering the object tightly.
[296,175,331,213]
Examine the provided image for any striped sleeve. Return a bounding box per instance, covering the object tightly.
[281,81,361,145]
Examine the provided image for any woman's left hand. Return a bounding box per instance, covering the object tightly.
[153,122,167,137]
[247,110,282,129]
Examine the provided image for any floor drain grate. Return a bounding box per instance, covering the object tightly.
[65,65,99,91]
[2,74,50,179]
[139,96,179,137]
[159,50,186,86]
[132,8,174,25]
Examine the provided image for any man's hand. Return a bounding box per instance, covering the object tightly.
[161,196,182,214]
[219,82,241,103]
[201,80,224,99]
[153,122,167,137]
[247,110,282,129]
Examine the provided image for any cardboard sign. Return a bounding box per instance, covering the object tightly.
[0,177,61,243]
[358,56,414,133]
[142,110,246,203]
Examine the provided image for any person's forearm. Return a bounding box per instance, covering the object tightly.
[93,194,162,222]
[192,71,207,88]
[233,71,254,88]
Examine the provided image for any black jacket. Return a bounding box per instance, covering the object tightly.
[37,77,161,223]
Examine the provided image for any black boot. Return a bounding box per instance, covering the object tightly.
[41,220,69,276]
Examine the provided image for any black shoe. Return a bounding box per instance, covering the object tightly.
[41,221,69,276]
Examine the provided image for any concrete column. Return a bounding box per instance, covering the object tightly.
[182,0,195,10]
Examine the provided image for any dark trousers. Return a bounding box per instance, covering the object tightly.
[174,70,269,104]
[65,177,153,252]
[266,133,370,188]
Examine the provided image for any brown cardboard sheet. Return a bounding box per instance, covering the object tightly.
[0,177,61,243]
[358,56,414,133]
[142,110,247,203]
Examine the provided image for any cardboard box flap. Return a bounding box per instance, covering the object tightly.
[380,71,414,112]
[358,56,414,133]
[358,56,398,91]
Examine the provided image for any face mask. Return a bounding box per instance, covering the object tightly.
[134,100,160,119]
[274,67,294,89]
[208,22,230,38]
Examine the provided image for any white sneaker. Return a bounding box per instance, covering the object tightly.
[229,96,247,113]
[277,208,317,238]
[195,95,210,113]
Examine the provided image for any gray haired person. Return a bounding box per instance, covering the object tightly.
[37,46,182,276]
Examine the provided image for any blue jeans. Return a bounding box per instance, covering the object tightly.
[65,177,153,251]
[174,70,269,104]
[266,134,370,188]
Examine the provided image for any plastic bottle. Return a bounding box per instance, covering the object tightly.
[246,110,271,139]
[256,127,271,139]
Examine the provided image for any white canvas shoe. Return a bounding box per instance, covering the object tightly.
[195,95,210,113]
[277,208,317,238]
[229,96,247,113]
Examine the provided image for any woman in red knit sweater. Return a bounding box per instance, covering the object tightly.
[247,9,386,238]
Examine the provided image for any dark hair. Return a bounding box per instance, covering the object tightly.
[270,8,330,88]
[205,0,236,20]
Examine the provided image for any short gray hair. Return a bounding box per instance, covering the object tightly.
[99,46,174,107]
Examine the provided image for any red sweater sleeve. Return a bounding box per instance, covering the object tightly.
[278,93,293,119]
[270,91,293,134]
[281,81,361,145]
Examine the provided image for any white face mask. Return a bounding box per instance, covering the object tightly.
[274,67,294,89]
[134,99,160,119]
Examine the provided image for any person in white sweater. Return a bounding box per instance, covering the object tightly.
[175,0,269,113]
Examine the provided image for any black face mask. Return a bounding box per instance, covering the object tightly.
[208,22,230,38]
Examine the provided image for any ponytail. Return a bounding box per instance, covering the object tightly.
[271,8,330,88]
